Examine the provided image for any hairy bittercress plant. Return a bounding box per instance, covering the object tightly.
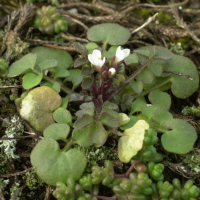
[6,23,200,199]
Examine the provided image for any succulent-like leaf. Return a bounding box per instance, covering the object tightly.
[22,72,43,89]
[72,126,93,147]
[7,53,37,77]
[162,119,197,154]
[31,46,73,69]
[87,23,131,45]
[31,138,87,186]
[43,123,70,141]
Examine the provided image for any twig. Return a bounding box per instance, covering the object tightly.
[0,167,34,178]
[131,13,158,34]
[44,185,51,200]
[60,32,89,43]
[0,85,22,89]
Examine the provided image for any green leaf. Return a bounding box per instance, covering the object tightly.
[72,126,93,147]
[120,116,138,130]
[74,58,87,68]
[22,72,43,89]
[81,77,93,89]
[87,23,131,45]
[43,123,70,141]
[103,46,118,59]
[51,81,60,93]
[136,46,199,98]
[88,121,108,147]
[64,69,83,90]
[31,138,87,186]
[73,42,88,58]
[39,59,58,71]
[73,114,94,130]
[162,119,197,154]
[81,66,94,76]
[103,101,118,110]
[54,67,70,78]
[85,42,98,55]
[124,53,139,65]
[118,120,149,163]
[137,69,154,84]
[130,80,143,94]
[76,102,95,118]
[148,89,171,110]
[99,111,119,128]
[20,86,62,132]
[7,53,37,77]
[130,96,147,115]
[61,96,69,109]
[53,107,73,126]
[31,46,73,69]
[148,62,163,77]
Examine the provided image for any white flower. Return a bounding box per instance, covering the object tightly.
[115,46,130,63]
[88,49,106,70]
[109,68,116,76]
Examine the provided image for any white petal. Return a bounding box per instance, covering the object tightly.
[115,46,125,63]
[93,49,102,59]
[88,54,95,65]
[122,49,130,59]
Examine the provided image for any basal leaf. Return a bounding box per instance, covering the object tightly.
[130,96,147,115]
[7,53,37,77]
[162,119,197,154]
[99,111,119,128]
[73,114,94,130]
[124,53,139,65]
[22,72,43,89]
[148,89,171,110]
[148,62,162,77]
[31,46,73,69]
[82,76,93,89]
[85,42,98,55]
[118,120,149,163]
[39,59,58,71]
[43,123,70,141]
[31,138,87,186]
[88,121,108,147]
[103,101,118,110]
[87,23,131,45]
[72,126,93,147]
[53,107,73,126]
[74,58,87,68]
[54,67,70,78]
[130,80,143,94]
[137,69,154,84]
[64,69,83,90]
[73,42,88,58]
[20,86,62,132]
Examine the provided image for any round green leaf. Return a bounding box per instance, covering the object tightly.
[31,46,73,69]
[72,126,93,147]
[87,23,131,45]
[53,107,73,126]
[54,67,70,78]
[88,121,108,147]
[130,80,143,94]
[137,69,154,85]
[148,89,171,110]
[43,123,70,141]
[20,86,62,132]
[39,59,58,71]
[148,62,163,76]
[124,53,139,65]
[81,77,93,89]
[22,72,43,89]
[161,119,197,154]
[30,138,87,186]
[7,53,37,77]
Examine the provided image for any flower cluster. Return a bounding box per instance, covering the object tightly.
[88,46,130,77]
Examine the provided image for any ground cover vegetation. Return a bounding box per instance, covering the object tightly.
[0,0,200,199]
